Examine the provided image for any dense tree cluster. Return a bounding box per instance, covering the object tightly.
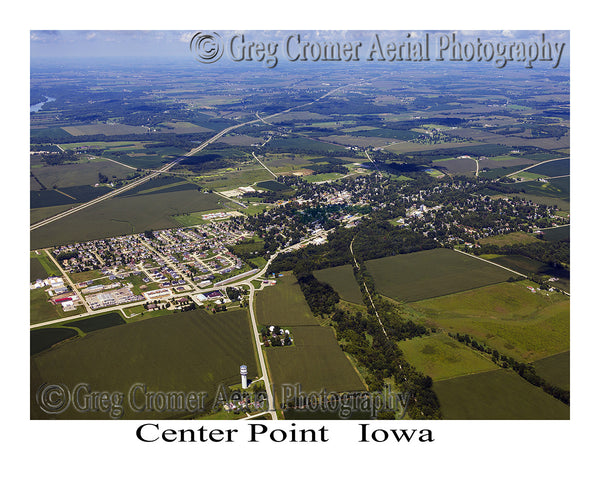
[296,274,340,316]
[332,309,441,419]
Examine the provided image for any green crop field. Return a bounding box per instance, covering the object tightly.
[479,254,569,290]
[478,231,540,247]
[30,257,48,282]
[30,251,61,277]
[31,327,79,356]
[64,312,126,333]
[541,225,570,242]
[366,249,510,303]
[479,254,546,276]
[30,308,258,419]
[255,180,290,191]
[31,204,80,224]
[31,161,134,189]
[266,325,366,403]
[433,368,569,419]
[303,173,345,183]
[531,351,570,390]
[268,136,347,153]
[313,264,363,304]
[255,273,320,327]
[518,177,570,201]
[411,281,570,362]
[527,158,570,177]
[256,273,365,405]
[30,190,226,249]
[398,333,499,381]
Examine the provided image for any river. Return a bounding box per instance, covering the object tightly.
[30,96,56,113]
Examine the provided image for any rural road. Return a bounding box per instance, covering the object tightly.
[251,151,277,179]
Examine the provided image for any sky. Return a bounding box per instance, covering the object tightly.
[30,30,569,70]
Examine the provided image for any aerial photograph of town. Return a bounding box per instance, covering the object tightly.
[30,29,570,422]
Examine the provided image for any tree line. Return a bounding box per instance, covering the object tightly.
[451,332,569,406]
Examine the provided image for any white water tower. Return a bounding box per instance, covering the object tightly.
[240,365,248,389]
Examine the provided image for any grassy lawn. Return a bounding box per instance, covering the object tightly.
[69,270,104,283]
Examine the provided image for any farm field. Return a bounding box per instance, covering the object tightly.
[478,164,533,179]
[531,351,570,390]
[158,121,213,134]
[383,140,483,154]
[31,185,112,209]
[398,333,500,381]
[256,273,365,406]
[255,273,320,327]
[31,308,258,419]
[30,251,61,277]
[195,167,274,190]
[59,141,148,151]
[31,160,134,190]
[410,281,570,362]
[30,190,227,248]
[313,264,363,304]
[266,325,366,404]
[526,158,570,177]
[450,127,570,150]
[433,368,569,419]
[431,157,477,174]
[31,327,79,356]
[31,204,78,224]
[479,254,547,276]
[255,180,290,191]
[61,124,149,136]
[541,225,570,242]
[30,257,49,282]
[64,312,126,333]
[478,231,540,246]
[517,176,570,201]
[319,134,397,148]
[218,134,263,146]
[366,249,510,303]
[479,254,569,291]
[269,136,347,152]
